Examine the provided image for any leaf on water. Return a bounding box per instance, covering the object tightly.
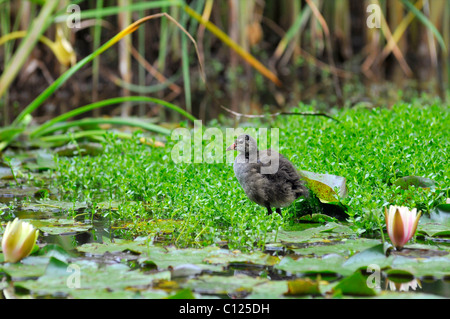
[77,238,159,255]
[1,256,49,279]
[15,258,171,298]
[332,271,377,296]
[417,217,450,237]
[277,222,356,245]
[54,142,104,157]
[390,256,450,279]
[167,288,196,299]
[342,244,394,272]
[23,150,56,170]
[393,176,436,190]
[430,204,450,223]
[0,187,44,198]
[37,244,74,262]
[275,254,351,277]
[203,249,280,266]
[284,277,322,296]
[292,238,381,257]
[299,170,348,203]
[182,274,268,297]
[24,218,92,235]
[0,165,13,179]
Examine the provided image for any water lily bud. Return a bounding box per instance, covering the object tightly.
[1,218,39,263]
[385,205,421,250]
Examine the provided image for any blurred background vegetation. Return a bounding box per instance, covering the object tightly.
[0,0,449,127]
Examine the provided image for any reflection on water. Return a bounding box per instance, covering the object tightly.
[386,278,422,292]
[383,277,450,297]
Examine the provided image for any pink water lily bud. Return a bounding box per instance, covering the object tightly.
[385,206,421,250]
[1,218,39,263]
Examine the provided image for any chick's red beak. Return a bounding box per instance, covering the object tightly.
[226,143,236,151]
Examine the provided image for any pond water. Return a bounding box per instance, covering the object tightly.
[1,174,450,299]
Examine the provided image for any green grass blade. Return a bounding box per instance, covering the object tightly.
[14,12,197,127]
[401,0,447,53]
[53,0,183,22]
[34,117,171,137]
[180,7,191,113]
[0,0,59,100]
[30,96,196,138]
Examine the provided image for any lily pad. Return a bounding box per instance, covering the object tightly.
[203,249,280,266]
[291,238,381,257]
[1,256,49,279]
[15,257,171,298]
[332,271,377,296]
[275,254,351,277]
[342,244,394,272]
[417,217,450,237]
[77,238,159,255]
[277,222,356,245]
[24,218,92,235]
[430,204,450,223]
[245,280,292,299]
[299,170,348,203]
[284,277,322,296]
[0,187,44,199]
[182,274,268,297]
[390,256,450,279]
[54,142,104,157]
[393,176,436,190]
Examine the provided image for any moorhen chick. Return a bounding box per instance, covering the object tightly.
[227,134,309,215]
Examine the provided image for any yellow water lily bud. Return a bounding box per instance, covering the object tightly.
[1,218,39,263]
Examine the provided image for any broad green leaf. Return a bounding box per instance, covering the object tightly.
[393,176,436,190]
[284,277,322,296]
[275,254,351,277]
[299,170,348,203]
[342,244,394,272]
[332,271,377,296]
[390,256,450,279]
[417,217,450,237]
[292,238,381,257]
[430,204,450,223]
[24,218,92,235]
[182,274,268,297]
[15,261,171,297]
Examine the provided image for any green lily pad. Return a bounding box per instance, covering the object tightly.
[77,238,158,255]
[0,187,43,199]
[342,244,394,272]
[430,204,450,223]
[390,256,450,279]
[15,257,171,297]
[332,271,377,296]
[292,238,381,257]
[1,256,49,279]
[244,280,290,299]
[299,170,348,203]
[277,222,356,245]
[141,246,224,271]
[54,142,104,157]
[182,274,268,297]
[23,150,56,170]
[393,176,436,190]
[284,277,322,296]
[275,254,351,277]
[19,200,87,213]
[203,249,280,266]
[417,217,450,237]
[24,218,92,235]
